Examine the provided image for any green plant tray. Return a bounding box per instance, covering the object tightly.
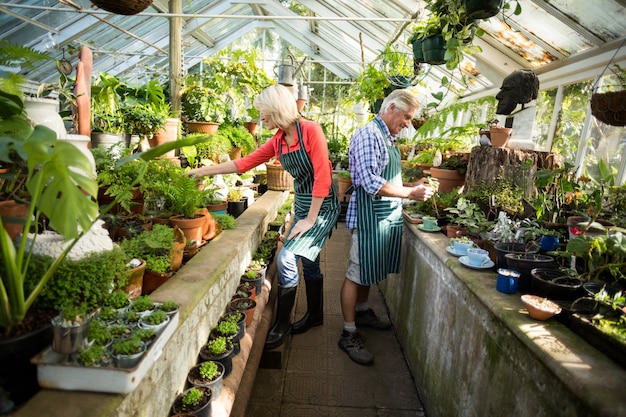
[31,311,179,393]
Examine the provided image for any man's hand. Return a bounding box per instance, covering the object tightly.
[408,178,437,202]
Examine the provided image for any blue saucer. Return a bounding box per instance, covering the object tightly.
[446,246,466,257]
[459,255,494,270]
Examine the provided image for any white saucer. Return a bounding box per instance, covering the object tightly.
[446,246,466,257]
[417,224,441,233]
[459,255,494,270]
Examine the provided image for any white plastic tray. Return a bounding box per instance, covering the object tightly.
[31,312,178,393]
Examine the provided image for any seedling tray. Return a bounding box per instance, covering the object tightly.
[31,311,178,393]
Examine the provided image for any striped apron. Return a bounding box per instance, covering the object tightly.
[280,120,340,261]
[356,118,403,284]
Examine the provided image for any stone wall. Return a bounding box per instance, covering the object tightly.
[379,222,626,417]
[13,191,289,417]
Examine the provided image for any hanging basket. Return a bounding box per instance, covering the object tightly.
[590,90,626,126]
[266,163,294,191]
[90,0,153,15]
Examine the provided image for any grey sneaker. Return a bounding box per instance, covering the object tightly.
[355,308,392,330]
[338,331,374,366]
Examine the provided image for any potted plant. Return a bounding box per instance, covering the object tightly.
[199,335,235,377]
[139,309,169,335]
[110,336,146,368]
[430,153,469,193]
[187,360,225,398]
[180,84,229,133]
[133,327,157,347]
[86,319,113,347]
[123,104,167,145]
[242,268,264,296]
[171,386,212,417]
[104,289,131,311]
[76,344,110,367]
[420,0,482,70]
[229,297,257,327]
[227,187,246,218]
[151,173,209,244]
[218,122,256,158]
[128,295,155,317]
[157,300,180,317]
[215,318,241,354]
[90,72,130,148]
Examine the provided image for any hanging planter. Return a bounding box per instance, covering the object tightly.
[590,90,626,126]
[422,35,447,65]
[90,0,153,15]
[465,0,504,19]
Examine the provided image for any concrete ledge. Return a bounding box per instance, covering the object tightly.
[379,221,626,417]
[13,191,290,417]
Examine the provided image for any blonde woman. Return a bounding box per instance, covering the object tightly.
[187,84,339,350]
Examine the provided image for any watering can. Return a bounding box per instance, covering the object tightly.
[274,55,306,87]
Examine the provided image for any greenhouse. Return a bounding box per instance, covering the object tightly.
[0,1,625,417]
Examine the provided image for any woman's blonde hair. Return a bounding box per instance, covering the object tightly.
[253,84,299,130]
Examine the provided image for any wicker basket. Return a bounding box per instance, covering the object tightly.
[266,164,294,191]
[91,0,153,15]
[590,90,626,126]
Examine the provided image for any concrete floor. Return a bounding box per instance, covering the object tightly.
[245,225,427,417]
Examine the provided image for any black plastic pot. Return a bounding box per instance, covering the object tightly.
[530,268,584,300]
[504,253,555,293]
[494,242,538,268]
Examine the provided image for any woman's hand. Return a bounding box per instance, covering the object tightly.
[186,167,204,177]
[287,218,315,240]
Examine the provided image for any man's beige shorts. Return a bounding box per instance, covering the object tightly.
[346,229,362,284]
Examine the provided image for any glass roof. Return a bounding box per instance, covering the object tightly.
[1,0,625,102]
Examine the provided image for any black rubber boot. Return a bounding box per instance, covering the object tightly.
[291,278,323,334]
[264,286,297,350]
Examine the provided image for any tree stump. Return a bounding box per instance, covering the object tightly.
[465,146,557,198]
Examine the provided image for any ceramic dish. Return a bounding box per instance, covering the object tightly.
[417,224,441,233]
[445,246,466,257]
[459,255,494,270]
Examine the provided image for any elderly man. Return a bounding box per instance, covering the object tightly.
[338,89,436,365]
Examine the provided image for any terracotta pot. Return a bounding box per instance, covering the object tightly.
[169,213,208,245]
[229,298,256,327]
[206,202,228,215]
[186,121,219,134]
[169,239,186,272]
[121,258,146,299]
[336,176,352,202]
[244,121,257,136]
[149,118,179,157]
[0,199,30,240]
[229,147,242,160]
[521,294,562,321]
[430,167,465,193]
[195,208,216,241]
[489,127,512,148]
[141,270,174,295]
[445,224,467,238]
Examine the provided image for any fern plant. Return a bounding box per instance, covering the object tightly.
[151,174,206,219]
